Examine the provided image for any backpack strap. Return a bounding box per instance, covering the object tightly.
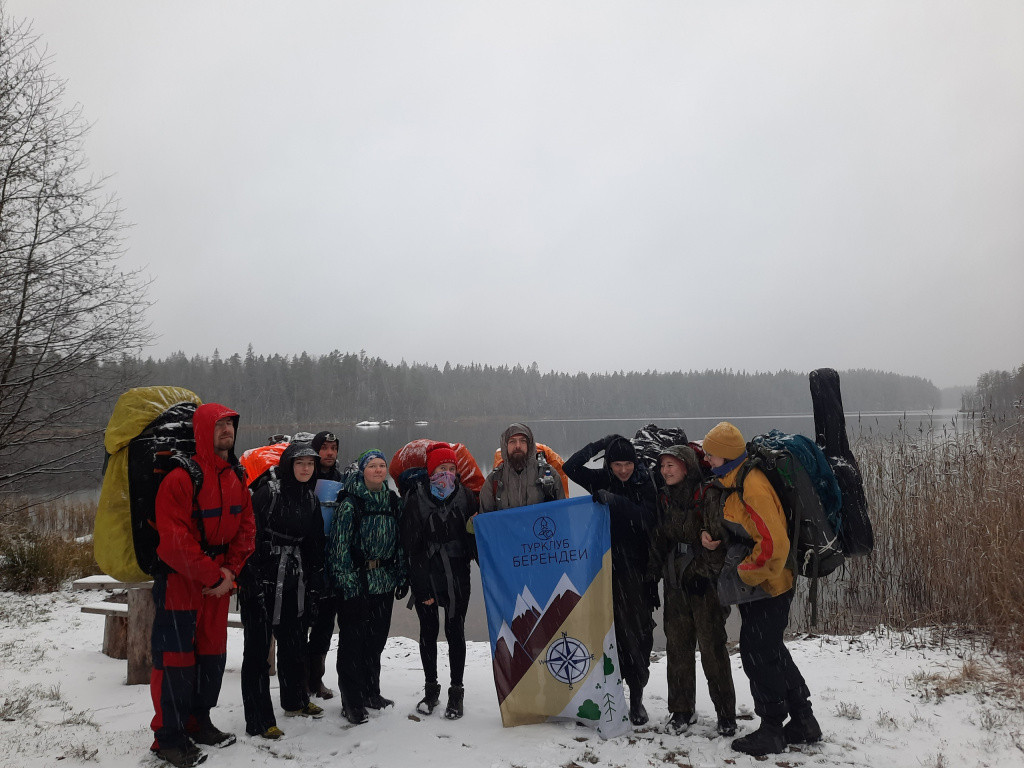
[168,453,220,558]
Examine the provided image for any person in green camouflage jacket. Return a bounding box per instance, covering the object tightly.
[327,449,407,725]
[647,444,736,738]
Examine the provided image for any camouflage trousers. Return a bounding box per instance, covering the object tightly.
[662,582,736,718]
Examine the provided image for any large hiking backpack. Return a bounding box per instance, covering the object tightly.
[732,432,846,580]
[632,423,690,472]
[390,439,485,494]
[94,386,204,582]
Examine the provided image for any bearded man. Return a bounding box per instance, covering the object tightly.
[478,423,565,512]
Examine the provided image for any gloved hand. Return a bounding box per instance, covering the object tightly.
[394,583,409,600]
[646,581,661,609]
[592,489,611,506]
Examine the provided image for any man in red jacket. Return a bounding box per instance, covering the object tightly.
[149,403,256,767]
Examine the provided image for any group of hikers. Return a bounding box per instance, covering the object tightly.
[147,404,820,767]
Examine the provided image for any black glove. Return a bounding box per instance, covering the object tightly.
[646,581,661,609]
[592,489,611,506]
[394,583,409,600]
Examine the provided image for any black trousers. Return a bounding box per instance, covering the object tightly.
[738,590,808,723]
[306,591,337,686]
[239,584,310,734]
[414,594,469,687]
[335,592,393,708]
[612,572,655,692]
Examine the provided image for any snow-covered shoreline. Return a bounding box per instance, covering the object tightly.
[1,590,1020,768]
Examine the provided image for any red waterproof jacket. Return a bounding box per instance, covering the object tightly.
[155,403,256,586]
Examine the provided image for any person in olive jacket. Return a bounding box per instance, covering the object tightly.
[401,442,478,720]
[326,449,407,725]
[238,442,327,739]
[563,433,659,725]
[647,444,736,737]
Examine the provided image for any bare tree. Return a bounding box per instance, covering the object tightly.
[0,8,150,503]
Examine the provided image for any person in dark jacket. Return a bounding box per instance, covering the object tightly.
[647,445,736,737]
[563,433,659,725]
[401,442,478,720]
[326,449,407,725]
[238,443,327,739]
[305,430,347,700]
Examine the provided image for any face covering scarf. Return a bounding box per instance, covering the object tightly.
[430,469,457,501]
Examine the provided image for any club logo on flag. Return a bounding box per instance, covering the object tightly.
[475,496,630,739]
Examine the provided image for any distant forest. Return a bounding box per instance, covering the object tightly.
[961,363,1024,413]
[122,347,943,426]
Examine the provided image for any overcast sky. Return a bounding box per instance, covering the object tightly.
[8,1,1023,388]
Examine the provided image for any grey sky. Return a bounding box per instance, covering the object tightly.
[9,1,1023,388]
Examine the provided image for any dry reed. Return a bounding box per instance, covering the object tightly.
[803,410,1024,666]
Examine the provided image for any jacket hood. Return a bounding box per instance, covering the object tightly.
[499,422,536,465]
[193,402,240,466]
[278,442,319,491]
[659,444,703,501]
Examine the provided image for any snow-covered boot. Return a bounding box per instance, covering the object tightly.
[310,654,334,699]
[417,681,442,715]
[784,684,821,744]
[628,685,649,726]
[189,713,236,748]
[444,685,464,720]
[666,711,696,735]
[154,739,207,767]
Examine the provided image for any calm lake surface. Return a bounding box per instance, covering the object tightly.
[235,410,961,647]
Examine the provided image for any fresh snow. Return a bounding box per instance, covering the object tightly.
[1,590,1022,768]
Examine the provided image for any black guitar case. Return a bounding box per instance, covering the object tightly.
[809,368,873,557]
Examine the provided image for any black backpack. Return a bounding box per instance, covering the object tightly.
[124,402,205,576]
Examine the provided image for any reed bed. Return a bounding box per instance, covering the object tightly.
[806,411,1024,665]
[0,498,99,592]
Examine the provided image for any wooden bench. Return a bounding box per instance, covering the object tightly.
[74,576,246,685]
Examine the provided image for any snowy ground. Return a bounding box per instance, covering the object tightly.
[1,590,1022,768]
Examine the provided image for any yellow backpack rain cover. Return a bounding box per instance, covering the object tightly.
[94,386,202,582]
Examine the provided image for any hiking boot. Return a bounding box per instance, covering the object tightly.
[716,716,738,737]
[444,685,464,720]
[366,693,394,710]
[417,681,442,715]
[285,702,325,719]
[189,718,236,748]
[731,721,786,756]
[309,654,334,699]
[628,685,648,726]
[154,740,207,767]
[255,726,284,740]
[666,711,697,735]
[784,709,822,744]
[314,682,335,699]
[342,705,368,725]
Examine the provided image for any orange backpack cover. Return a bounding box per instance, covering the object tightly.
[492,443,570,498]
[390,439,485,494]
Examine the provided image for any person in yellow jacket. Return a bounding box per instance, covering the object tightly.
[700,422,821,757]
